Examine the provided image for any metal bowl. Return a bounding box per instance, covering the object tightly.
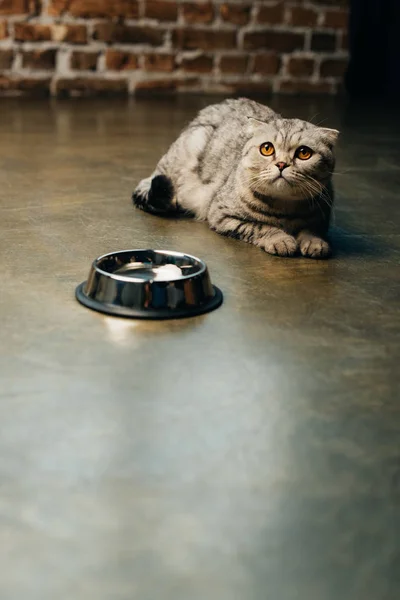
[76,249,223,319]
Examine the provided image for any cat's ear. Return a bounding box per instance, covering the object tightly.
[319,127,340,146]
[247,117,266,127]
[246,117,266,135]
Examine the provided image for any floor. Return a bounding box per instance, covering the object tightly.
[0,96,399,600]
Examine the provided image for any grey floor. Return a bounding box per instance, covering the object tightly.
[0,96,399,600]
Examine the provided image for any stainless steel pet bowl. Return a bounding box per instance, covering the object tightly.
[76,249,223,319]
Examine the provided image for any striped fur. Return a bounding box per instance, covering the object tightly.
[133,98,338,258]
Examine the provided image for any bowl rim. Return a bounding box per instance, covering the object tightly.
[92,249,207,284]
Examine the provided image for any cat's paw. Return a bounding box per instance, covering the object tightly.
[263,234,298,257]
[300,236,331,259]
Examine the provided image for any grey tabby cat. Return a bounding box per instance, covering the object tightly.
[133,98,339,258]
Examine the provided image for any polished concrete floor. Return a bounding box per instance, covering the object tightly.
[0,96,399,599]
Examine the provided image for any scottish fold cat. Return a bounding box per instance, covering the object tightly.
[133,98,338,258]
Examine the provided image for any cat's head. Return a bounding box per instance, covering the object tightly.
[242,117,339,201]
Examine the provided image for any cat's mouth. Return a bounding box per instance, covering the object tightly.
[273,174,290,185]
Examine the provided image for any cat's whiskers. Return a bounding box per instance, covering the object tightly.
[289,173,332,219]
[291,172,332,203]
[291,179,318,212]
[247,169,273,182]
[309,177,334,209]
[247,174,269,185]
[289,172,320,194]
[247,172,274,191]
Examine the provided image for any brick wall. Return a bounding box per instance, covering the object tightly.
[0,0,349,97]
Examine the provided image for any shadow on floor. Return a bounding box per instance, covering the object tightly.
[330,225,392,259]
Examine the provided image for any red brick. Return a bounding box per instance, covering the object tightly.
[183,2,213,25]
[48,0,139,18]
[0,21,8,39]
[220,54,248,74]
[288,6,318,27]
[51,24,87,44]
[29,0,40,11]
[176,77,201,90]
[55,77,128,97]
[0,76,51,96]
[0,76,15,91]
[22,49,57,70]
[93,24,165,46]
[320,58,348,78]
[244,30,304,53]
[0,0,38,15]
[220,3,250,26]
[278,80,334,95]
[173,28,236,51]
[180,55,213,73]
[70,51,99,71]
[256,2,284,25]
[323,8,349,30]
[143,53,175,72]
[287,57,315,77]
[0,49,13,70]
[14,23,52,42]
[311,32,337,52]
[144,1,178,22]
[312,0,347,6]
[48,0,68,13]
[105,50,138,70]
[252,53,280,75]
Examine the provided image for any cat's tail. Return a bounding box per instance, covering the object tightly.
[132,173,178,216]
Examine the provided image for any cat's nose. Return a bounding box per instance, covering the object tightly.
[276,162,288,172]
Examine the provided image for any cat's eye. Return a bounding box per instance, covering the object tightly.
[260,142,275,157]
[296,146,313,160]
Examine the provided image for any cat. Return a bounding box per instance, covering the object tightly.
[132,98,339,259]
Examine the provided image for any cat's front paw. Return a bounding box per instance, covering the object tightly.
[300,236,331,259]
[263,233,298,257]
